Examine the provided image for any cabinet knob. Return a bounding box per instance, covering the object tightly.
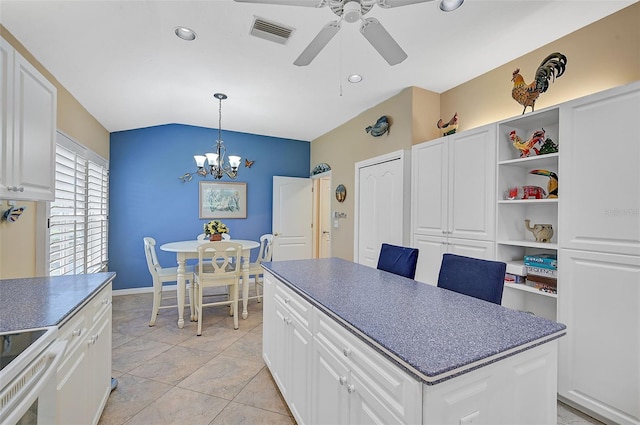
[72,328,82,337]
[284,317,292,325]
[339,376,347,385]
[284,297,290,304]
[346,384,355,394]
[342,347,352,357]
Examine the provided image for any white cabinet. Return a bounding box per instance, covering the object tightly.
[56,283,112,425]
[411,125,496,284]
[262,273,312,424]
[557,81,640,425]
[495,108,560,321]
[311,308,422,425]
[355,150,411,268]
[558,249,640,425]
[0,37,56,201]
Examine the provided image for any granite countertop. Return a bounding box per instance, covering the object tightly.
[0,272,116,333]
[263,258,566,384]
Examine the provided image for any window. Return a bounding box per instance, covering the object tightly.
[48,132,109,275]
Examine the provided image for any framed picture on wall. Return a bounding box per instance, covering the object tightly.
[199,181,247,219]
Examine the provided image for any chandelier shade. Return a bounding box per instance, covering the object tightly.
[194,93,241,179]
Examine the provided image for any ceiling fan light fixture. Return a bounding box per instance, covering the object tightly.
[174,26,197,41]
[343,1,362,23]
[439,0,464,12]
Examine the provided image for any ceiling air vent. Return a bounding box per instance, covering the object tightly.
[250,17,294,45]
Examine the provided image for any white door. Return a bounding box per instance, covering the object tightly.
[319,176,332,258]
[272,176,312,261]
[355,153,407,268]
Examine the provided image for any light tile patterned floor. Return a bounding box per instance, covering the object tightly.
[100,292,602,425]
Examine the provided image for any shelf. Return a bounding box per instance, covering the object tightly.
[504,282,557,299]
[497,199,558,205]
[497,240,558,250]
[498,153,559,168]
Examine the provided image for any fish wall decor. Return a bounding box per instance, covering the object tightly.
[365,116,390,137]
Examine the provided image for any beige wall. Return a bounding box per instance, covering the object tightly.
[311,2,640,261]
[0,26,110,279]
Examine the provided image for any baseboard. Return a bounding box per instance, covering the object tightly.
[113,284,179,297]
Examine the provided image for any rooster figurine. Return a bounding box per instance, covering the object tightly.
[512,52,567,114]
[509,128,546,158]
[437,112,458,136]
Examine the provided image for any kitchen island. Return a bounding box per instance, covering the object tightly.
[262,258,566,425]
[0,272,116,425]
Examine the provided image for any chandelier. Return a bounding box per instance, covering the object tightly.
[194,93,241,179]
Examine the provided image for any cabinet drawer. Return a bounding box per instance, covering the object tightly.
[313,309,422,424]
[89,283,112,323]
[274,281,311,329]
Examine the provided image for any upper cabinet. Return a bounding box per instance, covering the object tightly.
[559,82,640,257]
[1,37,57,201]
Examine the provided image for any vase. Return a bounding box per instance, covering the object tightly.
[209,233,222,241]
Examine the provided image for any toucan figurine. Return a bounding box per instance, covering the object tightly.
[530,169,558,198]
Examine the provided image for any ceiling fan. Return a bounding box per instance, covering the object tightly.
[234,0,464,66]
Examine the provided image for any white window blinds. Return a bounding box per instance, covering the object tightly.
[49,132,108,275]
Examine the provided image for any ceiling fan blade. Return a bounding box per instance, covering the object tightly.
[233,0,326,6]
[360,18,407,66]
[294,21,341,66]
[376,0,434,8]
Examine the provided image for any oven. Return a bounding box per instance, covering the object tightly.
[0,326,67,425]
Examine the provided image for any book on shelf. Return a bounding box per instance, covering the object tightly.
[526,265,557,278]
[504,273,526,284]
[526,273,557,287]
[523,253,557,270]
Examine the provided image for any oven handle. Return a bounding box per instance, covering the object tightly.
[0,339,68,425]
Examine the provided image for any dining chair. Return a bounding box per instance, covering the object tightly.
[194,241,243,335]
[143,237,195,326]
[436,253,506,304]
[376,243,419,279]
[245,234,274,303]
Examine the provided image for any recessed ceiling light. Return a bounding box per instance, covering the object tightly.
[348,74,363,83]
[175,27,196,41]
[439,0,464,12]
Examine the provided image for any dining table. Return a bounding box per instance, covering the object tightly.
[159,239,260,328]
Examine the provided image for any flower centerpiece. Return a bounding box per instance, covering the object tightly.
[204,220,229,241]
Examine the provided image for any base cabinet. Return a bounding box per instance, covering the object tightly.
[56,283,112,425]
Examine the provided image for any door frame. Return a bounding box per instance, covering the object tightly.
[311,171,331,259]
[353,150,411,265]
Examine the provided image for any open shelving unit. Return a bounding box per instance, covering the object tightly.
[496,108,559,321]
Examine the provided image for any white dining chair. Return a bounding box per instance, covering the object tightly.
[245,234,274,303]
[194,241,242,335]
[143,237,195,326]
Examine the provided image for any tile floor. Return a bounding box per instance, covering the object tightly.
[100,292,603,425]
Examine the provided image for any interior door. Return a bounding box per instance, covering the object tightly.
[272,176,312,261]
[356,157,405,268]
[318,176,331,258]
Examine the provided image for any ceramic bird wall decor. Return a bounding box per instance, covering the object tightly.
[365,116,390,137]
[437,112,458,136]
[245,159,255,168]
[512,52,567,114]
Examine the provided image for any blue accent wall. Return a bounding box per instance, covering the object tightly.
[109,124,310,290]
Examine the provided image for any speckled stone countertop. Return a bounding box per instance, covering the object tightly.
[263,258,566,384]
[0,272,116,333]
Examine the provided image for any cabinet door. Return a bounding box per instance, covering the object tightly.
[412,234,447,285]
[558,249,640,425]
[270,296,289,397]
[288,316,312,424]
[448,125,496,241]
[88,309,112,425]
[262,274,276,369]
[312,338,350,425]
[1,39,13,196]
[560,82,640,256]
[412,137,448,237]
[9,50,56,201]
[349,372,404,425]
[446,238,495,261]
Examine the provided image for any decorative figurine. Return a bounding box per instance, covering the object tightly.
[538,137,559,155]
[525,219,554,243]
[530,169,558,198]
[245,159,255,168]
[178,172,193,182]
[365,116,390,137]
[437,112,458,136]
[2,206,26,222]
[510,128,546,158]
[511,52,567,114]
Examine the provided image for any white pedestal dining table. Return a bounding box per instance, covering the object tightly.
[160,239,260,328]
